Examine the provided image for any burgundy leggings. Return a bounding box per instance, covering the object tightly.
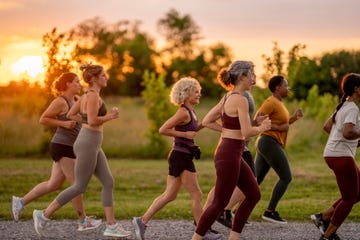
[196,138,260,235]
[325,156,360,227]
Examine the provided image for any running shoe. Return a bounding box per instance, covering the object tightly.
[216,209,232,228]
[33,209,48,237]
[319,233,341,240]
[262,210,287,224]
[203,229,223,240]
[103,222,132,238]
[11,196,24,222]
[77,216,102,231]
[132,217,146,240]
[311,213,330,234]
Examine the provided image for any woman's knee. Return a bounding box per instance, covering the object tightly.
[245,188,261,204]
[102,176,114,190]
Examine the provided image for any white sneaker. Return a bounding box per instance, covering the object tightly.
[33,209,48,237]
[77,216,102,231]
[103,223,132,238]
[203,229,223,240]
[11,196,24,221]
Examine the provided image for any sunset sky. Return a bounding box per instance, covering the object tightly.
[1,0,360,85]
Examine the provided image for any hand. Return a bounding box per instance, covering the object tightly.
[254,113,269,126]
[295,108,303,119]
[259,117,271,132]
[109,107,119,119]
[184,131,197,140]
[63,120,77,129]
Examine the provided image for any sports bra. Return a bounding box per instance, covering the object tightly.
[80,91,107,124]
[221,92,241,130]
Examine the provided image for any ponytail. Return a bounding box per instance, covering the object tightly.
[332,94,347,123]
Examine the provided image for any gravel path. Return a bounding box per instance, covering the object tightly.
[1,219,359,239]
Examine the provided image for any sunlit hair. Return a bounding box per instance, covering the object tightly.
[170,77,201,106]
[332,73,360,123]
[217,60,254,90]
[80,63,104,85]
[268,75,285,93]
[51,72,78,95]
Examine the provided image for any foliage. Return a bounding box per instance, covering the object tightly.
[70,17,158,96]
[260,41,285,84]
[141,71,175,157]
[299,85,338,125]
[157,8,202,59]
[42,28,78,99]
[157,9,232,95]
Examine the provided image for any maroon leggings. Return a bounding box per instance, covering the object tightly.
[196,138,260,235]
[325,156,360,227]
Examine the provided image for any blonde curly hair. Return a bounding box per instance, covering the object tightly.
[170,77,201,105]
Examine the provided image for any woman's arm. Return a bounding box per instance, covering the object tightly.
[202,101,222,132]
[86,92,118,126]
[159,107,196,139]
[238,97,271,138]
[343,123,360,140]
[40,97,77,129]
[323,116,333,134]
[66,98,82,123]
[289,108,303,124]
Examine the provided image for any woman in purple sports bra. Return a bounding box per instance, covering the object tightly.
[192,60,271,240]
[132,77,222,240]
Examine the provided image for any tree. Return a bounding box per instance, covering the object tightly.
[42,28,77,98]
[141,71,174,157]
[157,8,202,59]
[157,9,232,96]
[70,17,157,96]
[261,41,285,85]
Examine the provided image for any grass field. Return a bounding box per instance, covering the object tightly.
[1,95,360,223]
[2,154,360,223]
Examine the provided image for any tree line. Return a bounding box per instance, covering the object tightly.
[1,8,359,101]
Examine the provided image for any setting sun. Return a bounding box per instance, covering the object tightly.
[10,56,44,78]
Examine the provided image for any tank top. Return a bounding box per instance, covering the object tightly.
[221,92,241,130]
[173,105,198,154]
[51,95,81,146]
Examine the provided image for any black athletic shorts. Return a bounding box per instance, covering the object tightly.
[242,150,255,175]
[50,142,76,162]
[168,150,196,177]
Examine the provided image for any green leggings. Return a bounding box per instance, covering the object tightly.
[255,135,292,211]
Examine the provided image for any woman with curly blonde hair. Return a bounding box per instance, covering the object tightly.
[132,77,222,240]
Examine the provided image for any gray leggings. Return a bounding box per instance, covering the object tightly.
[56,128,114,207]
[255,135,292,211]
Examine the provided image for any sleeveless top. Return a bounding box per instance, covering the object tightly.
[221,92,241,130]
[80,91,107,124]
[173,105,198,154]
[51,95,81,146]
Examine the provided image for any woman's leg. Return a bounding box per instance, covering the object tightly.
[257,136,291,211]
[23,161,65,205]
[323,157,360,238]
[93,149,116,224]
[232,160,261,233]
[43,130,101,218]
[142,175,182,224]
[195,156,240,235]
[181,170,203,224]
[60,157,86,220]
